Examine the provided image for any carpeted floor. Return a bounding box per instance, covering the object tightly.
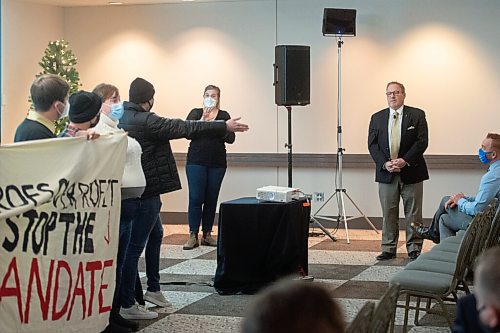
[134,225,457,333]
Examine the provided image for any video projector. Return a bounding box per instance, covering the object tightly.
[256,186,301,203]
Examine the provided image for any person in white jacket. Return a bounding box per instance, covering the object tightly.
[93,83,148,332]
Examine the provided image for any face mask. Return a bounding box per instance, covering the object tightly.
[58,101,70,119]
[108,102,125,121]
[203,97,217,108]
[478,148,493,164]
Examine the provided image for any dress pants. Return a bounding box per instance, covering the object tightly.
[378,175,423,254]
[427,196,473,241]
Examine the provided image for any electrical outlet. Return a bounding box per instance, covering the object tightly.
[314,192,324,202]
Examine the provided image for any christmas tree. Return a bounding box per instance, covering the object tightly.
[31,39,82,133]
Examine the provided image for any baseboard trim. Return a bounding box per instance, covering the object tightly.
[173,152,485,170]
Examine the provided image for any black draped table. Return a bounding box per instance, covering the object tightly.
[214,197,310,294]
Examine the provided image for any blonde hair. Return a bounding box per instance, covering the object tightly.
[92,83,119,102]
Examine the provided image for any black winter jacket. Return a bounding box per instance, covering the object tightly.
[119,102,228,198]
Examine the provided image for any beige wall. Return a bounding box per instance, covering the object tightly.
[1,0,65,142]
[1,0,498,217]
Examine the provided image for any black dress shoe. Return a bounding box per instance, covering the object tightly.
[408,250,421,260]
[376,252,396,260]
[411,222,440,244]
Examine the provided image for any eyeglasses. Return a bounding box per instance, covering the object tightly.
[386,91,401,96]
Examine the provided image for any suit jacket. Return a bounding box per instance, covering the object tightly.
[368,105,429,184]
[453,294,497,333]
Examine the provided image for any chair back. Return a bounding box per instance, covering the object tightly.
[451,211,484,291]
[485,205,500,249]
[466,200,498,273]
[372,284,400,333]
[346,302,375,333]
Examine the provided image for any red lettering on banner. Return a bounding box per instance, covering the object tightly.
[98,259,113,313]
[24,258,55,322]
[0,257,114,324]
[52,260,73,321]
[85,260,102,317]
[67,262,86,320]
[0,257,24,322]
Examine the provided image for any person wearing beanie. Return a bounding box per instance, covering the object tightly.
[128,77,155,105]
[59,90,101,139]
[118,77,249,321]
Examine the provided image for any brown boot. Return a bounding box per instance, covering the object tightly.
[183,232,199,250]
[201,232,217,247]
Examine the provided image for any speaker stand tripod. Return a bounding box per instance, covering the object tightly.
[285,106,293,187]
[311,38,379,244]
[283,105,338,242]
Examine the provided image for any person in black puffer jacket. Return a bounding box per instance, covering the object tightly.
[117,77,248,321]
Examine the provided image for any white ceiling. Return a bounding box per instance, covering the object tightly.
[12,0,267,7]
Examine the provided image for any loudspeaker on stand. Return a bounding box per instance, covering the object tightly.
[274,45,310,106]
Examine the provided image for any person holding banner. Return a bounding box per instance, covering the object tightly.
[14,74,70,142]
[117,77,249,320]
[93,83,145,333]
[59,90,102,140]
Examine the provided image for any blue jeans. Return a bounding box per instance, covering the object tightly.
[145,216,163,292]
[120,196,163,308]
[186,164,226,234]
[112,200,134,309]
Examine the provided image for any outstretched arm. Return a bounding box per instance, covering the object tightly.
[225,117,249,133]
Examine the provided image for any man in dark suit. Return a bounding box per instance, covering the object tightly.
[368,81,429,260]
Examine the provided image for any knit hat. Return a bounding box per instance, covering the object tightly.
[68,91,102,123]
[129,77,155,104]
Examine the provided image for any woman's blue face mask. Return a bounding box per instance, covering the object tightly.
[478,148,494,164]
[108,102,124,121]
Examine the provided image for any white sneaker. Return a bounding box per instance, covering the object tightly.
[144,290,172,308]
[120,304,159,320]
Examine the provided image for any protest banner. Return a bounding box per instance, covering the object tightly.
[0,133,127,333]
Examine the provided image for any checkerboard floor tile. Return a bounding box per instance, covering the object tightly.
[132,225,456,333]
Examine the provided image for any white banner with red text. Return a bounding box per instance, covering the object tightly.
[0,133,127,333]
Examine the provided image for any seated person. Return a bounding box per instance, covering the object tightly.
[60,90,101,139]
[241,279,346,333]
[453,246,500,333]
[414,133,500,243]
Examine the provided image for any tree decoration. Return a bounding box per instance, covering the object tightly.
[31,39,82,133]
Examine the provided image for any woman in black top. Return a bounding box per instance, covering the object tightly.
[183,85,235,250]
